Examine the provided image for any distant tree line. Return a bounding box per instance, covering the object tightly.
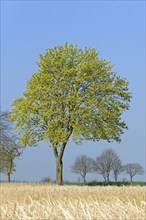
[71,149,144,183]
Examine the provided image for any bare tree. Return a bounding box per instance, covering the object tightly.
[123,163,144,182]
[0,110,12,143]
[92,155,108,182]
[71,155,93,182]
[0,137,22,182]
[0,148,16,182]
[0,109,23,182]
[112,158,123,182]
[93,148,121,182]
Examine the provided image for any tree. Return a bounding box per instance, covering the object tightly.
[10,43,131,185]
[0,136,22,182]
[0,148,16,182]
[112,157,123,182]
[0,110,23,182]
[71,154,93,182]
[93,148,121,182]
[123,163,144,182]
[0,110,12,144]
[93,155,108,182]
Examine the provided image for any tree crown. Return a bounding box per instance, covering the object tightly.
[10,43,131,147]
[124,163,144,177]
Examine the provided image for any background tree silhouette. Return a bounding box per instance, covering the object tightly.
[71,154,93,182]
[93,148,122,182]
[123,163,144,182]
[0,109,23,182]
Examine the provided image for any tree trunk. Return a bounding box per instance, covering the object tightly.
[53,144,66,185]
[8,173,11,182]
[8,158,13,183]
[103,176,107,182]
[56,158,63,185]
[83,175,86,183]
[52,132,72,185]
[130,175,133,182]
[107,174,110,182]
[114,174,118,182]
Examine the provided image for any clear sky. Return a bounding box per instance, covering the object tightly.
[1,0,145,182]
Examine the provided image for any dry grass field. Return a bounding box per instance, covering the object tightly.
[0,183,146,220]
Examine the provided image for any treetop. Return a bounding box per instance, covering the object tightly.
[10,43,131,147]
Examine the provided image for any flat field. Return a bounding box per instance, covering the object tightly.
[0,183,146,220]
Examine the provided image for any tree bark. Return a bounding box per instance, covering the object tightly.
[103,177,107,182]
[7,158,13,183]
[83,175,86,183]
[53,143,66,185]
[130,175,133,182]
[56,158,63,185]
[8,173,11,182]
[114,174,118,182]
[107,174,110,182]
[52,131,72,185]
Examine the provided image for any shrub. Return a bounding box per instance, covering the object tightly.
[41,177,51,183]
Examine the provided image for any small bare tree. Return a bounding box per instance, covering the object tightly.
[112,158,123,182]
[0,110,12,143]
[0,137,22,182]
[0,110,23,182]
[92,155,108,182]
[123,163,144,182]
[93,148,121,182]
[71,155,93,182]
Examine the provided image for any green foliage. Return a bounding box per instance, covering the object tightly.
[10,43,131,149]
[0,148,16,175]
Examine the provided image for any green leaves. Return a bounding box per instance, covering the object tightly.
[10,43,131,147]
[0,148,16,175]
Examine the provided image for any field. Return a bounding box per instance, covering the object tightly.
[0,183,146,220]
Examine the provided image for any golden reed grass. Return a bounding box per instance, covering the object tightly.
[0,183,146,219]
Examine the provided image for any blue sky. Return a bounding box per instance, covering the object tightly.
[1,1,145,182]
